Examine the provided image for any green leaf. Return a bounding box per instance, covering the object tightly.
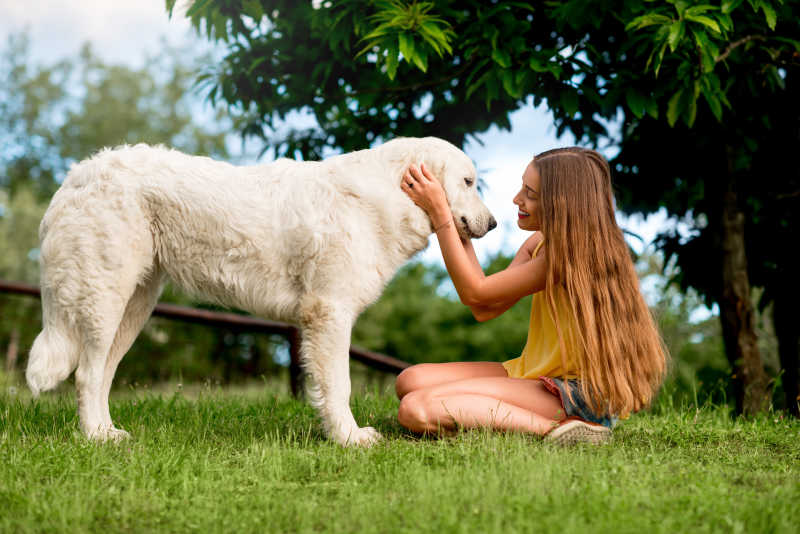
[773,37,800,52]
[212,10,229,41]
[667,21,686,52]
[363,22,396,41]
[685,14,721,34]
[692,29,719,71]
[185,0,212,19]
[385,42,399,80]
[717,13,734,32]
[242,0,264,21]
[515,69,531,93]
[646,97,659,119]
[485,73,499,107]
[685,84,698,126]
[491,49,511,68]
[466,71,489,100]
[247,56,267,75]
[721,0,744,14]
[561,89,579,117]
[701,83,723,121]
[529,56,549,73]
[652,42,668,76]
[667,89,684,127]
[625,14,673,31]
[398,33,415,63]
[760,2,777,30]
[685,5,719,17]
[420,21,452,55]
[411,45,428,72]
[625,89,647,119]
[464,58,490,87]
[499,69,521,98]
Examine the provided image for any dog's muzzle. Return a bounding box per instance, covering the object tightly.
[460,216,497,238]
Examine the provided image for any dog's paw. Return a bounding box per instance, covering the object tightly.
[87,426,131,443]
[106,427,131,443]
[343,426,382,447]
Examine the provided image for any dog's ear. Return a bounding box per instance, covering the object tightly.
[421,158,446,183]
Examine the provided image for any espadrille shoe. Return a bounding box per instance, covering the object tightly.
[544,416,612,446]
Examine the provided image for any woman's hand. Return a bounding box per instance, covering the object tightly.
[401,163,452,227]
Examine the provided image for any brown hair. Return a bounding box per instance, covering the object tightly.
[535,147,667,417]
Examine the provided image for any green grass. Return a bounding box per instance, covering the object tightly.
[1,375,798,534]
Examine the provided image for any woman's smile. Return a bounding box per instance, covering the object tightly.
[518,209,530,219]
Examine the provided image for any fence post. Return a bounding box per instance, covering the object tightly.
[288,327,303,398]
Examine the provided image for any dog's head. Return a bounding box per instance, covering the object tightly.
[385,137,496,239]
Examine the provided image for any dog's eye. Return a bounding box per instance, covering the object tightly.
[464,178,474,187]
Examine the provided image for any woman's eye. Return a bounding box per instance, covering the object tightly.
[464,178,474,187]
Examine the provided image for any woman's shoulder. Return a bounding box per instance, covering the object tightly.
[522,232,545,258]
[519,231,543,251]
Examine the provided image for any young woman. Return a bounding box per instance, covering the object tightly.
[397,147,667,444]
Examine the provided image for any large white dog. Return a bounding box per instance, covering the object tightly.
[26,137,496,446]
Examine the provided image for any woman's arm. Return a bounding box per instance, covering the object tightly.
[466,233,543,321]
[402,164,547,310]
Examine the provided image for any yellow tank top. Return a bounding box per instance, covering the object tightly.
[502,240,581,379]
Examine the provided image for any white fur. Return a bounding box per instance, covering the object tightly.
[26,136,494,446]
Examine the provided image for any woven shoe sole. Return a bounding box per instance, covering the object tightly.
[544,419,611,446]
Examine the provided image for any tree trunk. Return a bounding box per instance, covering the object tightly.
[772,283,800,417]
[718,184,770,415]
[5,328,19,372]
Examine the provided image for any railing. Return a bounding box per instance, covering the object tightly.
[0,279,409,396]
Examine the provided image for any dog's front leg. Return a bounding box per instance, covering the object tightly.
[299,304,381,447]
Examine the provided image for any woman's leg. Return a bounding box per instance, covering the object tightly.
[397,377,564,436]
[395,362,508,399]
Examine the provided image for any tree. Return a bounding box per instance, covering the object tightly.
[0,32,232,203]
[613,71,800,415]
[173,0,799,414]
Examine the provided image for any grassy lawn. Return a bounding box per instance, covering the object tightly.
[1,374,798,534]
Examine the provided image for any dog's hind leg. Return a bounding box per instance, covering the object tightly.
[98,271,166,440]
[73,289,136,442]
[299,300,381,447]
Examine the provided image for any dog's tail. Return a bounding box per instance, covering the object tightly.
[26,325,79,397]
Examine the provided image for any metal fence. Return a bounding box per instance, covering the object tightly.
[0,279,409,396]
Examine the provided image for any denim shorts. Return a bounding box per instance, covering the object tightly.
[539,376,617,429]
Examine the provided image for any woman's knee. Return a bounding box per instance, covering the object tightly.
[397,390,433,433]
[395,364,435,399]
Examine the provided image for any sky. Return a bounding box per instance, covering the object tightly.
[0,0,675,265]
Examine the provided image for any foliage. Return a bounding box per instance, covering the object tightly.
[170,0,796,156]
[0,33,232,202]
[1,384,799,533]
[611,60,799,412]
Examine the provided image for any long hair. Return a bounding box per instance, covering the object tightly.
[535,147,667,417]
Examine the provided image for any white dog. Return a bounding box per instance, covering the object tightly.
[25,137,496,446]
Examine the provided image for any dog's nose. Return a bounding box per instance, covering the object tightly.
[488,216,497,231]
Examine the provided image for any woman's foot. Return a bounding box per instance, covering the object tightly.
[544,416,611,445]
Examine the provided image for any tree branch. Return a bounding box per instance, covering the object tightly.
[717,35,766,63]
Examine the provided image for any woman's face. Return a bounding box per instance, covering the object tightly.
[513,161,542,231]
